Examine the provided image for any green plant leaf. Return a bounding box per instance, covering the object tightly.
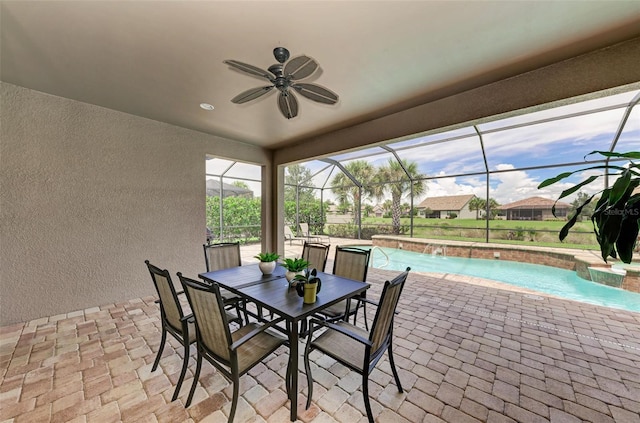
[586,150,640,160]
[255,252,280,262]
[281,257,310,271]
[537,165,627,189]
[596,180,638,262]
[558,214,579,241]
[555,175,599,200]
[538,172,573,188]
[558,193,597,241]
[607,169,632,206]
[615,211,640,264]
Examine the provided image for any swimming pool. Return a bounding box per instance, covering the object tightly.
[365,246,640,313]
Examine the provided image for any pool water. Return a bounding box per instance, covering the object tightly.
[366,247,640,313]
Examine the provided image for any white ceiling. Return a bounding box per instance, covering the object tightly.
[2,1,639,149]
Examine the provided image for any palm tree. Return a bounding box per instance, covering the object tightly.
[330,160,376,226]
[382,200,393,216]
[485,198,501,219]
[363,204,374,218]
[468,196,485,220]
[374,159,426,234]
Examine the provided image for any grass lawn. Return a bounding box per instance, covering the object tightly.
[359,217,600,250]
[363,217,591,231]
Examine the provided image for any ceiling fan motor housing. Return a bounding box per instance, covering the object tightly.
[268,64,290,92]
[273,47,290,63]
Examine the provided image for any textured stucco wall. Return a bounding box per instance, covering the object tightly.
[0,82,269,324]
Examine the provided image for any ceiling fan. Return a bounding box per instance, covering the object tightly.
[223,47,339,119]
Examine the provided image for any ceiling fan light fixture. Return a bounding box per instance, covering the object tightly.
[224,46,338,119]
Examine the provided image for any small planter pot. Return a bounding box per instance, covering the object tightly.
[296,280,322,304]
[258,261,276,275]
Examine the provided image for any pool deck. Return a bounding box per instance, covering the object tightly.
[1,239,639,422]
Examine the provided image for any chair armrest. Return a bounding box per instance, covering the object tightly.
[352,297,399,315]
[230,316,286,351]
[180,314,195,324]
[354,297,378,306]
[308,318,372,346]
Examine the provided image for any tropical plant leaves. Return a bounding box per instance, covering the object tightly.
[543,150,640,263]
[585,150,640,160]
[558,193,596,241]
[608,168,632,206]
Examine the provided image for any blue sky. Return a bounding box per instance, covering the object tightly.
[299,88,640,205]
[209,88,640,207]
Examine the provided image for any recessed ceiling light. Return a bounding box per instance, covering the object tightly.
[200,103,215,110]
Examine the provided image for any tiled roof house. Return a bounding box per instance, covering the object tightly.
[499,196,570,220]
[417,194,477,219]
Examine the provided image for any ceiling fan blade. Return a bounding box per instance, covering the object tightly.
[278,91,298,119]
[230,86,274,104]
[291,83,339,104]
[223,60,273,80]
[284,55,318,80]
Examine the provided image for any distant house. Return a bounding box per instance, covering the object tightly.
[326,203,352,224]
[498,196,570,220]
[205,180,253,198]
[417,194,476,219]
[372,204,385,218]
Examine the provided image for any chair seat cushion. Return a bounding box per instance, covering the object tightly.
[220,287,241,301]
[316,300,348,318]
[311,321,368,370]
[174,319,197,344]
[231,323,286,373]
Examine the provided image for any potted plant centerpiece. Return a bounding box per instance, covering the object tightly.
[281,257,310,284]
[254,252,280,275]
[294,268,322,304]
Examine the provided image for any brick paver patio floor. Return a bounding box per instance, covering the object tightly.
[1,264,639,422]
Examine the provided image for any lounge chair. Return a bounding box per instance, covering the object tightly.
[299,222,330,243]
[284,225,305,245]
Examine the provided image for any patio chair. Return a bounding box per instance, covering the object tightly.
[144,260,235,401]
[204,242,248,324]
[145,260,195,402]
[284,225,305,245]
[177,273,288,419]
[313,246,372,328]
[301,241,330,272]
[303,267,410,423]
[299,222,330,243]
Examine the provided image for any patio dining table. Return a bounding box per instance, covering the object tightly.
[199,263,370,421]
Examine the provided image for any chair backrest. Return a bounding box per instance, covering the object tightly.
[332,246,371,282]
[204,242,241,272]
[284,225,296,239]
[178,273,233,362]
[299,222,310,236]
[302,241,330,272]
[145,260,185,333]
[369,268,410,354]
